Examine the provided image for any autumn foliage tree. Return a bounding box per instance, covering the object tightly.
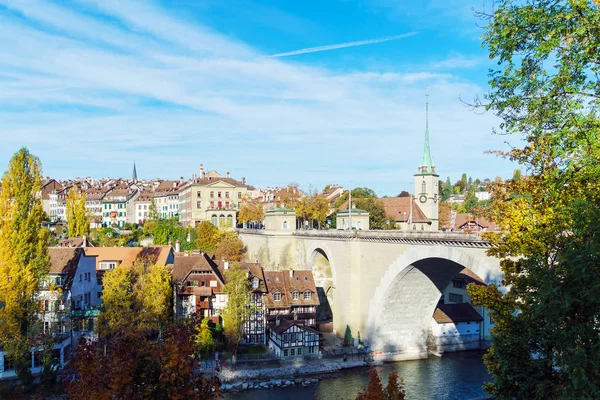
[221,263,252,356]
[468,1,600,398]
[237,195,265,227]
[65,186,90,237]
[356,369,405,400]
[0,147,50,387]
[67,320,222,400]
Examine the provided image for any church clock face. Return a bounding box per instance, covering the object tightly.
[419,194,427,203]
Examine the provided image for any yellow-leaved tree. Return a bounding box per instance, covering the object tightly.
[0,147,50,387]
[65,186,90,237]
[134,262,172,335]
[97,267,134,337]
[237,195,265,228]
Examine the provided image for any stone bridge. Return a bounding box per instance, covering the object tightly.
[238,229,503,361]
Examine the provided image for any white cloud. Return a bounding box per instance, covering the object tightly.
[0,1,513,194]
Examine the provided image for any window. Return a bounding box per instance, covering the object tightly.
[238,192,242,199]
[225,192,230,198]
[308,346,315,354]
[452,279,467,289]
[304,291,312,300]
[422,181,426,193]
[196,201,201,208]
[273,292,282,301]
[210,191,214,198]
[297,348,302,356]
[283,350,288,357]
[197,191,201,197]
[252,278,259,289]
[283,221,288,229]
[449,293,463,303]
[218,191,222,198]
[290,349,295,356]
[211,215,218,225]
[238,202,241,209]
[292,291,299,300]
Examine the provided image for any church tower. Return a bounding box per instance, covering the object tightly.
[132,162,138,182]
[414,92,439,230]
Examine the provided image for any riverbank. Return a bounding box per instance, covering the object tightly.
[218,357,371,392]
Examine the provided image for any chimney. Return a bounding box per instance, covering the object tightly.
[175,239,181,253]
[224,260,229,270]
[289,270,293,278]
[173,182,177,188]
[242,177,246,185]
[226,171,230,178]
[200,164,205,179]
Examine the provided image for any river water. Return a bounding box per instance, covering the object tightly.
[224,351,491,400]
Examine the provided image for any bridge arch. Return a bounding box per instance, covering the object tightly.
[306,244,338,331]
[366,245,502,360]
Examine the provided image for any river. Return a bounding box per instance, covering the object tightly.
[224,351,491,400]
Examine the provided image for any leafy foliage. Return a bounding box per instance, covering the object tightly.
[67,320,222,400]
[66,186,90,237]
[355,368,405,400]
[237,195,265,226]
[222,263,252,355]
[214,231,246,262]
[468,1,600,398]
[0,147,49,388]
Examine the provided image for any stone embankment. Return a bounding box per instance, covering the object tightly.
[218,359,369,392]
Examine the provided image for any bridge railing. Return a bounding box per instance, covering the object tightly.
[237,228,489,241]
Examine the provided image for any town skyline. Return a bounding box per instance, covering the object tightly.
[0,0,517,195]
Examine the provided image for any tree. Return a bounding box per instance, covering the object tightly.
[353,197,387,230]
[67,320,222,400]
[221,263,252,356]
[441,177,453,201]
[98,267,134,337]
[438,201,451,230]
[385,371,406,400]
[135,263,172,334]
[468,1,600,398]
[148,198,160,220]
[511,169,522,182]
[195,220,220,253]
[196,317,215,358]
[0,147,49,388]
[310,193,330,228]
[237,195,265,228]
[276,183,302,209]
[215,231,246,262]
[397,191,410,198]
[66,186,90,237]
[356,368,386,400]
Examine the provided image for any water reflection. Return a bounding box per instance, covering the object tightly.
[224,351,491,400]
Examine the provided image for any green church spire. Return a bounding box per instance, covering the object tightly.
[417,91,436,175]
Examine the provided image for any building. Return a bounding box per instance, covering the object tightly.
[413,94,439,231]
[101,185,139,227]
[40,179,64,221]
[171,253,227,322]
[263,270,320,358]
[264,208,296,231]
[134,191,153,225]
[336,208,370,230]
[378,196,432,231]
[427,270,494,355]
[178,165,249,227]
[153,180,183,220]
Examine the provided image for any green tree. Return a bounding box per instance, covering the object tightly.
[148,198,161,221]
[0,147,49,388]
[66,186,90,237]
[196,317,215,358]
[441,177,453,201]
[221,263,252,356]
[468,1,600,398]
[511,168,522,182]
[353,197,387,230]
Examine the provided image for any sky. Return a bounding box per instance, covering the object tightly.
[0,0,517,196]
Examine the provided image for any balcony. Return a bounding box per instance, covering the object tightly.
[206,205,238,211]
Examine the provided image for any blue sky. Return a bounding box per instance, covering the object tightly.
[0,0,517,196]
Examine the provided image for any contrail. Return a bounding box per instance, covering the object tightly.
[270,32,418,58]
